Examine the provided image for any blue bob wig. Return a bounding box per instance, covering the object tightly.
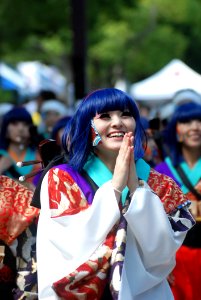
[0,106,33,150]
[62,88,146,171]
[164,101,201,166]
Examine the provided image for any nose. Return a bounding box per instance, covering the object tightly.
[190,120,201,129]
[111,115,123,127]
[17,123,25,131]
[16,122,28,134]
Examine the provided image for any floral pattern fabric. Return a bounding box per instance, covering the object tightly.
[46,167,189,299]
[0,175,39,245]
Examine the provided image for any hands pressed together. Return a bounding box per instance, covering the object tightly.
[112,132,139,199]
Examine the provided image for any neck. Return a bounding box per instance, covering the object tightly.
[8,143,27,163]
[182,146,201,168]
[8,142,27,155]
[94,150,117,172]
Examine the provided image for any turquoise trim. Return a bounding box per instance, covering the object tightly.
[165,157,201,194]
[0,148,37,176]
[136,158,150,182]
[84,154,150,205]
[19,148,37,175]
[0,149,9,157]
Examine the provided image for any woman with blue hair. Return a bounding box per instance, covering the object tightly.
[36,88,194,300]
[155,101,201,300]
[0,106,42,189]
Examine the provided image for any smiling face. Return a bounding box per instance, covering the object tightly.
[176,119,201,149]
[92,110,136,158]
[7,121,31,145]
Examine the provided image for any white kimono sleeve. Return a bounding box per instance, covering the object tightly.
[119,181,193,300]
[37,173,120,300]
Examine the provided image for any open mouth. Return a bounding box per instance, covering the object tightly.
[107,132,125,138]
[16,136,23,142]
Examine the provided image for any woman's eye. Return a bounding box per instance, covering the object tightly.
[122,111,132,117]
[99,113,110,119]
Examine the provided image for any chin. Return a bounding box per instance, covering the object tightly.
[109,147,120,153]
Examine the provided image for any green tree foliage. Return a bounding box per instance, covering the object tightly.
[87,0,199,87]
[0,0,201,93]
[0,0,71,67]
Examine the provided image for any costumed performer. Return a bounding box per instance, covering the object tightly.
[155,101,201,300]
[36,88,195,300]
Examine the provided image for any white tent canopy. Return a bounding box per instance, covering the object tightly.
[130,59,201,106]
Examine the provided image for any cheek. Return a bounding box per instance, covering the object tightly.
[92,119,106,137]
[6,125,15,137]
[24,127,31,137]
[176,124,185,135]
[128,119,136,131]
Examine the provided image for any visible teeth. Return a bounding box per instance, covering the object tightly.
[109,133,124,137]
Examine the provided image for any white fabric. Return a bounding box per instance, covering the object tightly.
[130,59,201,105]
[37,173,120,299]
[119,183,188,300]
[37,175,189,300]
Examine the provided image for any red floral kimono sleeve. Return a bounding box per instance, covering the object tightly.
[0,175,39,245]
[148,169,188,214]
[48,167,89,217]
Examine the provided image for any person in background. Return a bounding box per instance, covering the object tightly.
[31,116,72,189]
[0,106,42,191]
[36,88,194,300]
[51,115,72,151]
[155,102,201,300]
[0,175,39,300]
[140,116,163,167]
[24,89,58,127]
[38,100,69,139]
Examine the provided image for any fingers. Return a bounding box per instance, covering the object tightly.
[116,134,132,168]
[112,132,135,193]
[126,133,139,193]
[112,134,131,191]
[118,133,130,156]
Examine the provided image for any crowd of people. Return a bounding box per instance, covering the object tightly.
[0,87,200,299]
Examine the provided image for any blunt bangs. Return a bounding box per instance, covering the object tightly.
[175,102,201,123]
[3,107,33,126]
[167,102,201,135]
[83,88,139,119]
[62,88,146,171]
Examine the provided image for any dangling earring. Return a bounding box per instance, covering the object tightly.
[91,120,101,146]
[176,127,183,143]
[176,133,183,143]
